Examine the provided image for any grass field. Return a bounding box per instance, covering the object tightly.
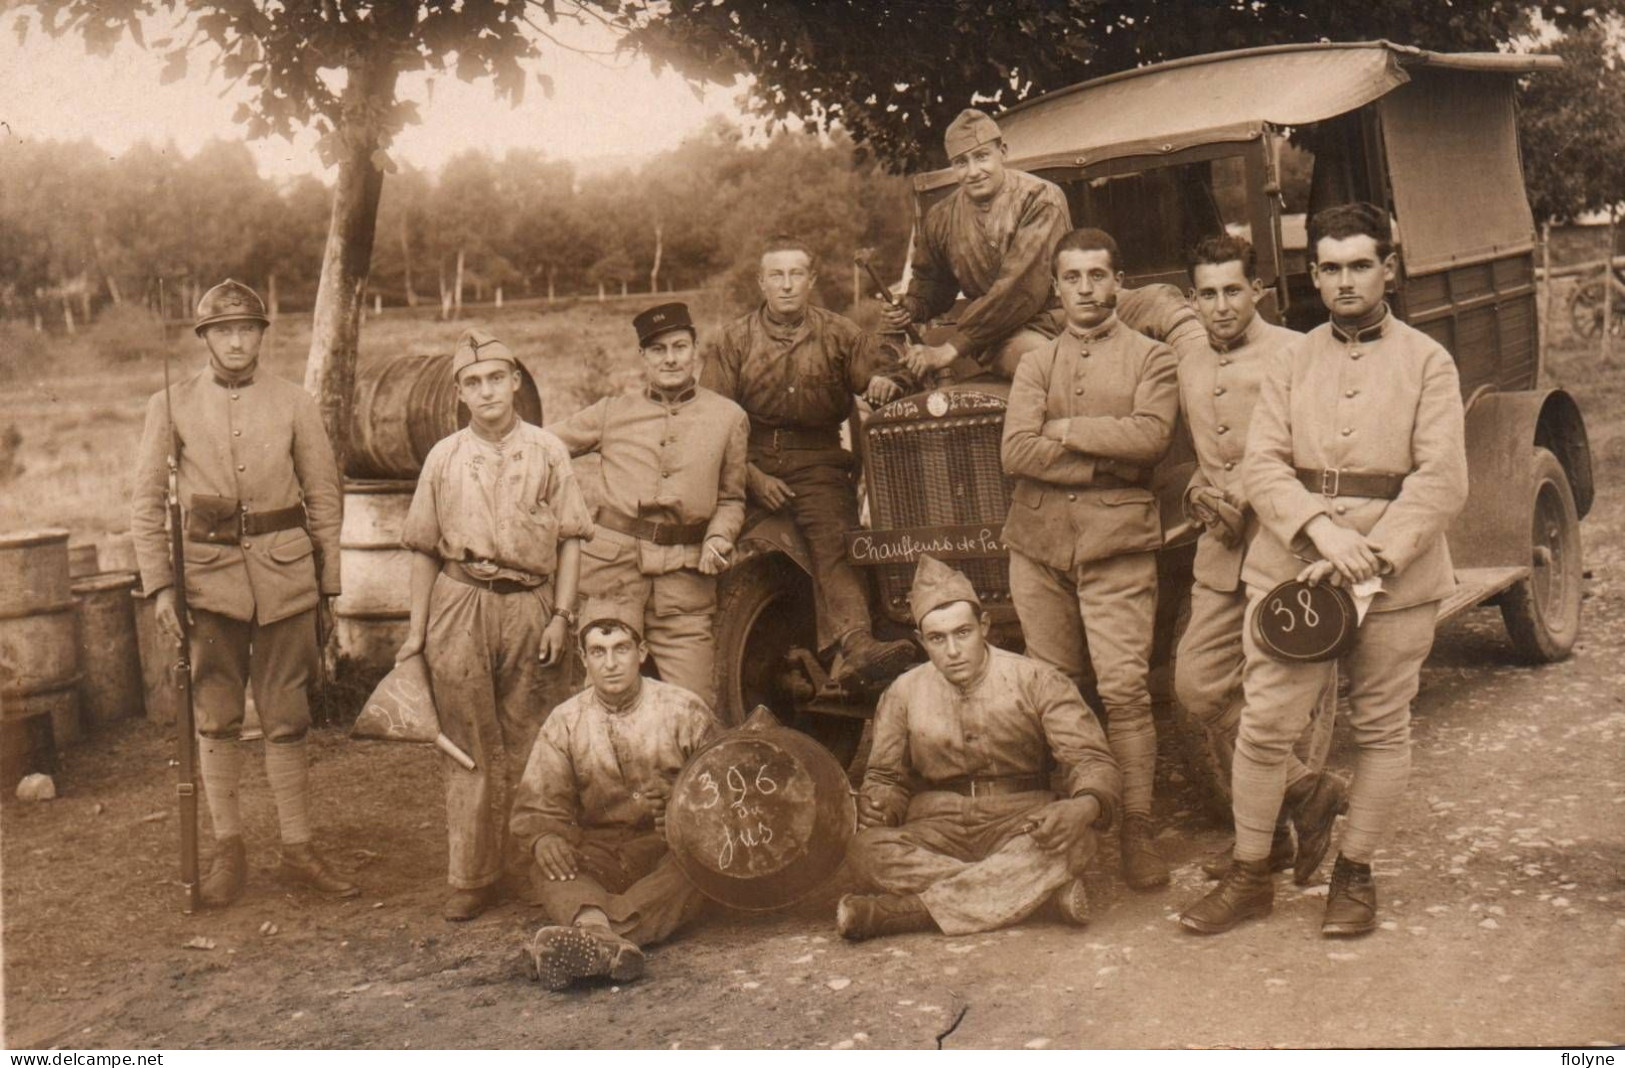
[1,280,1620,559]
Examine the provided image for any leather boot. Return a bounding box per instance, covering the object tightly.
[1052,877,1090,927]
[1287,772,1349,885]
[278,841,360,898]
[1179,856,1274,934]
[835,630,919,687]
[1201,822,1294,880]
[522,924,645,990]
[444,884,501,922]
[200,835,248,908]
[835,893,937,941]
[1321,854,1378,937]
[1119,814,1170,890]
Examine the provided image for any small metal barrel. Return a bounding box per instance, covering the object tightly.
[0,529,77,786]
[665,706,856,911]
[72,571,145,726]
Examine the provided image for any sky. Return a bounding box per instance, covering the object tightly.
[0,11,750,182]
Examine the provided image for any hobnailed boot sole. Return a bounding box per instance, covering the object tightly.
[523,926,644,989]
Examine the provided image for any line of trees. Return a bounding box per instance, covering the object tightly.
[0,118,912,330]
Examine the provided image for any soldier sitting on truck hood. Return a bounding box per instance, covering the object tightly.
[702,234,918,687]
[835,554,1121,941]
[881,107,1212,381]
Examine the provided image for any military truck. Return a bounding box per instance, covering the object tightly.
[711,41,1592,798]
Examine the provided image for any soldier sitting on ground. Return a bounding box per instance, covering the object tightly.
[835,554,1121,941]
[513,592,718,990]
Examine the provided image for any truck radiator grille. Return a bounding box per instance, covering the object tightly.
[865,414,1014,621]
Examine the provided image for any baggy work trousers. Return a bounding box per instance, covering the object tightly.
[1008,549,1158,815]
[1175,580,1335,789]
[191,606,317,742]
[1232,592,1437,864]
[529,826,707,948]
[845,790,1095,935]
[425,573,576,890]
[579,540,717,708]
[750,446,870,654]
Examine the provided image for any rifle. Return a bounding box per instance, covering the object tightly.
[161,280,201,914]
[853,249,924,345]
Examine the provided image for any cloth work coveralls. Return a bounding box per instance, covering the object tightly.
[511,678,718,946]
[401,420,594,891]
[703,304,910,653]
[552,384,749,708]
[1000,316,1180,818]
[847,647,1122,935]
[1174,314,1333,785]
[131,366,342,744]
[1233,309,1467,864]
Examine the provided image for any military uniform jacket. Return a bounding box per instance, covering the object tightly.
[1000,317,1180,570]
[862,647,1122,829]
[1181,316,1304,592]
[130,366,342,624]
[1241,311,1468,612]
[551,384,749,575]
[905,168,1071,364]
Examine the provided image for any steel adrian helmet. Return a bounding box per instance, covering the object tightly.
[193,279,270,336]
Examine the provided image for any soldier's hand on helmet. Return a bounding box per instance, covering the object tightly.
[395,629,426,664]
[1296,558,1342,588]
[1304,516,1383,585]
[879,301,914,331]
[699,537,734,576]
[863,375,903,406]
[748,467,796,511]
[1025,796,1100,853]
[534,835,580,881]
[854,793,896,830]
[538,614,570,667]
[903,342,957,377]
[154,587,189,646]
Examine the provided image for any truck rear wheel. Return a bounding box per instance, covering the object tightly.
[713,555,867,766]
[1500,447,1583,662]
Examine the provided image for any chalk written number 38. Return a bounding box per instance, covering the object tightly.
[1268,588,1322,632]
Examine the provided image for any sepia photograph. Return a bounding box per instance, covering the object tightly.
[0,0,1621,1052]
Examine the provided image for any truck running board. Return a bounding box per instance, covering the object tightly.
[1437,566,1530,623]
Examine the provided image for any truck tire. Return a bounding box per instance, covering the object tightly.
[712,555,867,767]
[1500,447,1583,663]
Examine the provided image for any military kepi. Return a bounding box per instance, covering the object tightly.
[633,302,695,347]
[451,327,517,379]
[194,279,270,336]
[944,108,1003,161]
[909,553,982,625]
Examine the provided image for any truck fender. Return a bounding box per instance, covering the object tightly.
[1448,388,1592,570]
[733,510,814,576]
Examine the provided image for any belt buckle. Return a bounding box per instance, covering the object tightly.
[1320,468,1340,497]
[647,520,666,544]
[770,427,783,451]
[967,779,987,798]
[236,502,250,542]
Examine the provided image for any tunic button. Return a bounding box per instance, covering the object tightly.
[1214,387,1225,396]
[1216,425,1228,435]
[230,393,239,400]
[1224,461,1235,471]
[1335,505,1348,515]
[1341,427,1353,436]
[1073,387,1084,395]
[1345,389,1358,398]
[1079,350,1090,359]
[1067,492,1078,502]
[233,429,242,437]
[242,541,251,550]
[1350,352,1362,361]
[632,791,642,800]
[236,463,246,471]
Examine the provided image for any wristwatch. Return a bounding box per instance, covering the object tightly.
[552,606,578,630]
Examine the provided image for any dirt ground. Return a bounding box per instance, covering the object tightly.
[3,312,1623,1050]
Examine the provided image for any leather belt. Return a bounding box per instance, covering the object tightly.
[1296,467,1407,500]
[442,560,538,595]
[596,508,708,547]
[188,498,306,545]
[929,773,1050,798]
[749,423,842,451]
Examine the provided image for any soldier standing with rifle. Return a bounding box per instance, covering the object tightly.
[131,280,355,908]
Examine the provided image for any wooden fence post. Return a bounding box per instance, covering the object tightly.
[1540,220,1552,361]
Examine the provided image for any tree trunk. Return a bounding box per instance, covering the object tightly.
[650,220,663,294]
[495,286,503,308]
[597,281,605,303]
[1604,208,1616,364]
[454,248,466,317]
[620,279,627,297]
[547,266,556,304]
[63,297,76,334]
[106,273,123,307]
[399,214,418,307]
[267,272,280,318]
[302,53,403,475]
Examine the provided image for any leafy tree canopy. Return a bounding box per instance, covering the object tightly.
[1519,21,1625,222]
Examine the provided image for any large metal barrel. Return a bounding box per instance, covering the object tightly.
[73,571,145,727]
[665,706,856,911]
[67,542,99,578]
[335,479,416,671]
[347,354,543,479]
[0,530,78,781]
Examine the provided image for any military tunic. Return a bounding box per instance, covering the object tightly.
[402,419,594,891]
[551,384,749,707]
[511,678,718,946]
[702,304,909,652]
[1230,309,1468,864]
[1000,316,1179,818]
[130,366,342,741]
[847,647,1121,935]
